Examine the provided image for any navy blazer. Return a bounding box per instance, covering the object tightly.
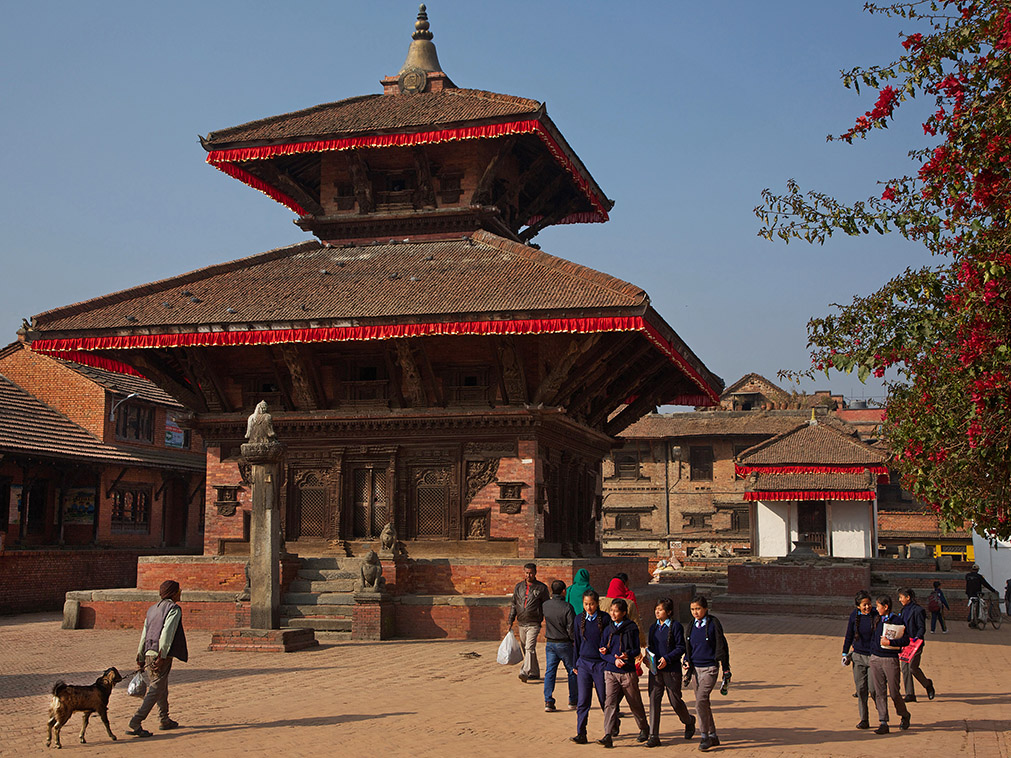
[647,619,686,668]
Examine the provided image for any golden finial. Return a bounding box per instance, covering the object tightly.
[413,4,433,41]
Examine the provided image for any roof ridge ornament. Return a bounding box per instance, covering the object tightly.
[398,4,445,93]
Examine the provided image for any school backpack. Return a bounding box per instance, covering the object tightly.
[927,591,941,613]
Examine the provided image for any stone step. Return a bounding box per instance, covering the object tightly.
[281,604,353,619]
[298,557,358,570]
[297,568,359,581]
[283,617,352,632]
[282,592,354,607]
[287,579,357,594]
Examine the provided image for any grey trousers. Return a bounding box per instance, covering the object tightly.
[131,654,173,727]
[691,665,719,736]
[603,669,648,737]
[648,667,692,735]
[518,624,541,678]
[869,655,910,724]
[851,652,876,723]
[900,646,930,697]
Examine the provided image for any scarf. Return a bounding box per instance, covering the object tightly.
[606,577,637,606]
[566,569,594,613]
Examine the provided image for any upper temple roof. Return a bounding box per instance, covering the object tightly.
[202,90,543,149]
[30,231,648,332]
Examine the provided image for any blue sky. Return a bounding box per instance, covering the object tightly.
[0,1,937,404]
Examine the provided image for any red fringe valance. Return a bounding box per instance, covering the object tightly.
[205,120,609,224]
[744,491,877,502]
[31,316,720,405]
[736,464,888,477]
[47,350,145,377]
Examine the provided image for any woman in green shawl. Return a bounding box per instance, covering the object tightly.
[565,569,594,613]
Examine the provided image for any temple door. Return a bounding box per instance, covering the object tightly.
[294,471,330,539]
[351,467,387,539]
[797,500,828,555]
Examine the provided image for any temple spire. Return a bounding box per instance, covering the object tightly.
[399,4,444,86]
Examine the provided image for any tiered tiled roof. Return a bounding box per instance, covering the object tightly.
[202,90,542,147]
[738,421,887,467]
[31,231,648,331]
[621,411,810,439]
[0,374,200,470]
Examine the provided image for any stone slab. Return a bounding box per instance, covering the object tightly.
[207,627,318,653]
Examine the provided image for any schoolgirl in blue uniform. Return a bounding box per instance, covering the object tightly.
[868,594,911,734]
[570,589,608,744]
[684,595,730,752]
[842,590,878,729]
[644,597,695,747]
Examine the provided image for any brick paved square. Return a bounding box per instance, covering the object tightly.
[2,611,1007,757]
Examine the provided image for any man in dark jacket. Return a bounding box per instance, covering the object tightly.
[127,580,188,738]
[542,579,577,712]
[898,588,934,702]
[507,563,549,682]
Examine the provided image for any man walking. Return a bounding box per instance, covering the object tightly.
[965,564,997,621]
[508,563,549,683]
[542,579,577,712]
[127,580,188,738]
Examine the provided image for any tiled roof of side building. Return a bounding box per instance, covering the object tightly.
[0,374,200,470]
[54,357,181,407]
[738,421,889,467]
[202,90,543,147]
[31,232,648,332]
[748,471,877,493]
[620,411,813,439]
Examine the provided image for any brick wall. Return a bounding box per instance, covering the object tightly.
[77,599,250,630]
[0,550,140,614]
[728,563,871,597]
[203,447,251,554]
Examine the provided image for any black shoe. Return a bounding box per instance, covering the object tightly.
[637,729,650,743]
[856,721,870,730]
[571,734,588,744]
[874,724,889,735]
[698,738,713,752]
[518,673,528,683]
[597,735,613,748]
[685,715,697,740]
[900,715,911,730]
[903,695,917,703]
[545,702,556,712]
[710,736,720,747]
[159,719,179,730]
[926,681,935,700]
[645,736,661,748]
[126,727,153,738]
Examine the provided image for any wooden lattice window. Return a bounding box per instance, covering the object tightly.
[414,468,450,538]
[614,442,651,480]
[615,514,641,532]
[115,403,155,443]
[343,360,389,405]
[243,376,282,411]
[296,471,328,538]
[111,485,151,533]
[731,507,750,532]
[689,446,714,481]
[445,367,490,405]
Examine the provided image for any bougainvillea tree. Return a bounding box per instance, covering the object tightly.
[756,1,1011,538]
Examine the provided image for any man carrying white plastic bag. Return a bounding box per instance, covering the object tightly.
[498,629,523,665]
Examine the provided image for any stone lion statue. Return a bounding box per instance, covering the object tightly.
[380,522,397,552]
[355,550,386,593]
[245,400,277,444]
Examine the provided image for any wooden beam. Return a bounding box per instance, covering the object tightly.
[508,154,550,208]
[496,336,528,404]
[266,347,296,411]
[473,135,517,206]
[565,339,651,414]
[187,475,206,504]
[518,173,566,225]
[278,343,322,410]
[130,353,207,412]
[413,148,437,209]
[393,339,426,407]
[411,338,443,406]
[533,334,599,405]
[551,333,637,407]
[105,467,130,499]
[383,346,406,408]
[347,150,375,214]
[606,374,683,437]
[519,197,578,243]
[258,162,325,216]
[587,358,667,427]
[180,348,231,412]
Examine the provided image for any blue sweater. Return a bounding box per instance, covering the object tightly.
[688,618,717,668]
[900,602,926,642]
[647,620,686,669]
[601,620,640,674]
[871,612,909,658]
[842,609,878,656]
[573,612,608,662]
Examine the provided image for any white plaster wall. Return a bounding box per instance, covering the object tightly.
[756,501,791,557]
[829,502,872,558]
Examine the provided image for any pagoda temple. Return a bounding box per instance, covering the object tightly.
[26,7,720,584]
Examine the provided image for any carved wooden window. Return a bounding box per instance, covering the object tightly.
[413,468,451,538]
[334,181,356,211]
[111,484,151,533]
[296,471,328,539]
[445,366,489,405]
[243,376,282,410]
[374,170,417,211]
[615,442,650,480]
[352,468,386,539]
[689,446,714,481]
[683,513,710,531]
[731,507,750,533]
[615,514,641,532]
[115,403,155,443]
[437,171,463,204]
[342,360,389,405]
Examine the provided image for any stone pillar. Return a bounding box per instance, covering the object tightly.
[352,591,395,640]
[241,436,285,631]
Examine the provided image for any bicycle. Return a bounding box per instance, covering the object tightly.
[967,594,986,630]
[986,594,1002,630]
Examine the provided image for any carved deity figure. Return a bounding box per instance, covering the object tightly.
[380,522,397,552]
[245,400,277,443]
[355,550,386,593]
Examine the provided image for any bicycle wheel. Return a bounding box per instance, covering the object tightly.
[990,603,1002,630]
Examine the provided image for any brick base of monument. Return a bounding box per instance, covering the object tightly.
[352,592,394,640]
[207,627,319,653]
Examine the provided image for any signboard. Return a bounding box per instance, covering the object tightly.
[165,413,189,449]
[63,488,97,525]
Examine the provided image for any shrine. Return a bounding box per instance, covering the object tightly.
[31,7,720,638]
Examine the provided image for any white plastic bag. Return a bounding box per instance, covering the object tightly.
[496,631,522,665]
[127,670,149,698]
